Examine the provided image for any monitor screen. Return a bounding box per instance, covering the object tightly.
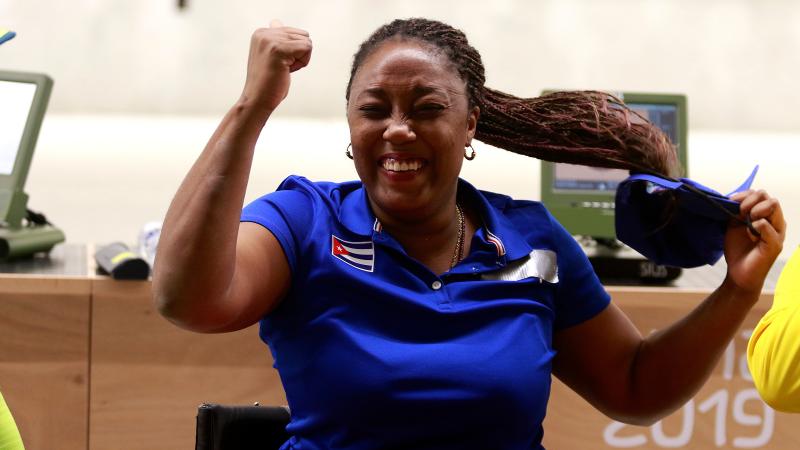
[0,71,51,191]
[540,93,687,240]
[0,70,52,228]
[0,80,37,175]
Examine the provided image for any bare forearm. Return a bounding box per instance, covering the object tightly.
[628,278,761,422]
[153,100,271,318]
[152,24,312,330]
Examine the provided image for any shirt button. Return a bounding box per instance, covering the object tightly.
[431,280,442,290]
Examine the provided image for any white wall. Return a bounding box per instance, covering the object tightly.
[2,0,800,131]
[27,115,799,262]
[3,0,799,260]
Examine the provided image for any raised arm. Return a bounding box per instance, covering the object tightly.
[553,189,786,425]
[152,21,312,333]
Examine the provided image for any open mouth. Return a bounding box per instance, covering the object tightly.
[380,157,425,173]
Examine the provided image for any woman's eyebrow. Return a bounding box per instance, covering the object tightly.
[411,85,447,96]
[354,87,387,101]
[358,84,450,97]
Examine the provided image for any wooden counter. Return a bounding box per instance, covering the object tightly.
[88,279,284,450]
[543,287,797,449]
[0,247,91,450]
[0,246,284,450]
[1,245,798,449]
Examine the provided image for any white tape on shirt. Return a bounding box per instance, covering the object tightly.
[481,249,559,283]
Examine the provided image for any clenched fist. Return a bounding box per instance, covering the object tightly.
[240,20,312,114]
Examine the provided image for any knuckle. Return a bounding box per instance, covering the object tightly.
[252,32,276,53]
[251,28,267,41]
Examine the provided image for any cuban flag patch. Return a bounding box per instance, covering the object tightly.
[331,235,375,272]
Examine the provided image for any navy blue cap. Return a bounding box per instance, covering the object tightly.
[615,166,759,268]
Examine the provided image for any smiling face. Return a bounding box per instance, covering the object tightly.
[346,38,479,222]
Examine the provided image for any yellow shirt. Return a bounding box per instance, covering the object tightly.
[747,245,800,412]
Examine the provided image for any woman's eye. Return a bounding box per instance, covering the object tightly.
[358,105,387,117]
[418,104,444,111]
[414,104,445,117]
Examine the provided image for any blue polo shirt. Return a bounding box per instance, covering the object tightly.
[241,175,610,450]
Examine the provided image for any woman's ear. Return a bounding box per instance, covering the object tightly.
[466,105,480,142]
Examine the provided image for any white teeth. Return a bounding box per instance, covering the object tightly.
[382,159,423,172]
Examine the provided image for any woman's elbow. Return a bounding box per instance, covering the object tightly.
[152,288,199,330]
[152,279,217,333]
[154,295,231,333]
[153,290,183,324]
[152,273,184,322]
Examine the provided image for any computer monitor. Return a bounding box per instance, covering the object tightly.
[540,92,688,242]
[0,70,51,222]
[0,70,64,259]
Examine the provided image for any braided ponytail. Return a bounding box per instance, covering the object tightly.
[347,18,680,178]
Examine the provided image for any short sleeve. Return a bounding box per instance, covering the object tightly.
[546,212,611,330]
[240,176,315,274]
[747,246,800,412]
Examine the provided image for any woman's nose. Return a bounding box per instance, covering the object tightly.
[382,117,416,144]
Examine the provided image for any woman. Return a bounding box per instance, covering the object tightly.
[154,18,786,449]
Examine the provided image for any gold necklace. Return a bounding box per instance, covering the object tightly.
[450,203,465,269]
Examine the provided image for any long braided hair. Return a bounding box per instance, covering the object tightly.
[346,18,680,178]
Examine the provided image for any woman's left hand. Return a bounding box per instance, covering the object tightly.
[724,189,786,294]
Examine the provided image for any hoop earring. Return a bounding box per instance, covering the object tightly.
[346,143,353,160]
[464,144,476,161]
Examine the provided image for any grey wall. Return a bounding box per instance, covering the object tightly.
[4,0,800,131]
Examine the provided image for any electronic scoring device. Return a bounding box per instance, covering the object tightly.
[0,70,65,259]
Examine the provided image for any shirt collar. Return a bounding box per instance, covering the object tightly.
[339,183,378,237]
[337,179,533,264]
[456,178,533,264]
